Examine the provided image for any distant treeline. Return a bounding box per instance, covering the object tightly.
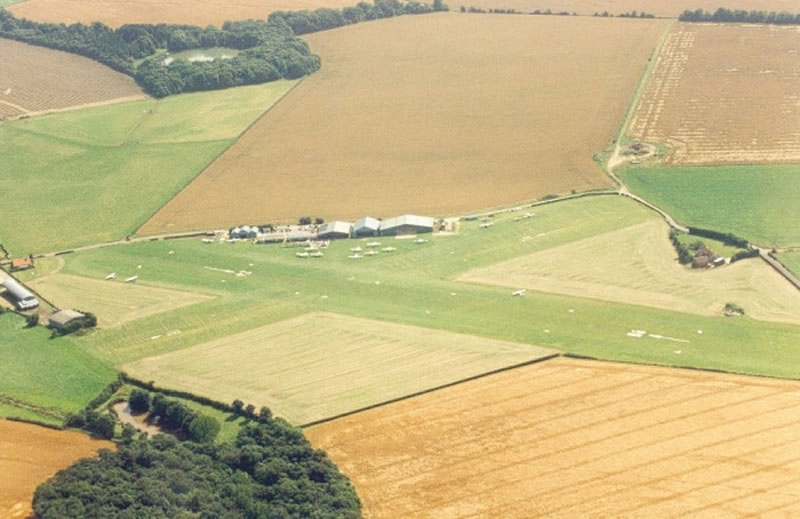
[0,0,447,97]
[458,7,654,18]
[679,8,800,25]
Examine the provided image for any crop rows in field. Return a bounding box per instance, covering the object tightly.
[308,357,800,518]
[0,420,113,519]
[122,312,555,425]
[140,14,667,232]
[0,38,144,115]
[629,23,800,164]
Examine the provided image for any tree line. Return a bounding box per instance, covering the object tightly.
[33,421,362,518]
[0,0,446,98]
[679,8,800,25]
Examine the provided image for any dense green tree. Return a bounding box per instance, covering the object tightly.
[128,388,151,414]
[187,415,221,443]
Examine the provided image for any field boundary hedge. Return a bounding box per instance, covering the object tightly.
[4,416,65,430]
[300,353,560,428]
[679,8,800,25]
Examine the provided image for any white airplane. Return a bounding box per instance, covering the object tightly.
[296,252,309,258]
[105,273,116,280]
[512,289,526,296]
[480,222,494,228]
[125,275,138,283]
[348,254,363,259]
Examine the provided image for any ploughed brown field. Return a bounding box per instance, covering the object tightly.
[454,0,800,17]
[629,22,800,164]
[8,0,357,27]
[308,357,800,518]
[0,38,144,117]
[0,420,114,518]
[142,14,665,233]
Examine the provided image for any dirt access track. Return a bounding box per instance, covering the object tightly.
[308,357,800,518]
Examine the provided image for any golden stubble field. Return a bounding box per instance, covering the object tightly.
[628,22,800,164]
[8,0,356,27]
[0,38,144,117]
[308,357,800,518]
[459,218,800,325]
[142,14,666,233]
[0,420,114,518]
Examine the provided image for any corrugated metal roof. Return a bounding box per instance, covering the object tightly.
[319,221,352,235]
[1,278,35,301]
[354,217,380,231]
[379,214,434,231]
[49,309,85,326]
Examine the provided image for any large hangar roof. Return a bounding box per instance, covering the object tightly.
[1,278,35,301]
[380,214,434,231]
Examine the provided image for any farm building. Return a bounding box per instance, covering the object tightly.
[1,278,39,310]
[48,309,86,330]
[318,221,352,240]
[10,257,33,271]
[230,225,258,240]
[353,217,380,237]
[380,215,434,236]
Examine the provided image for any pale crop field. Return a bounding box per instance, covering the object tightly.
[8,0,357,27]
[141,14,667,233]
[308,357,800,518]
[122,312,556,425]
[460,218,800,325]
[628,22,800,164]
[0,420,113,519]
[0,38,144,117]
[29,274,214,328]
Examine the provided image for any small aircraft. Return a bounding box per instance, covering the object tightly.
[105,273,116,280]
[125,275,138,283]
[512,289,526,296]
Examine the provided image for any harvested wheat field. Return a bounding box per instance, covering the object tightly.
[0,38,144,117]
[460,218,800,324]
[122,312,556,425]
[9,0,356,27]
[29,274,214,328]
[458,0,799,17]
[0,420,113,518]
[629,22,800,164]
[141,14,666,233]
[308,357,800,518]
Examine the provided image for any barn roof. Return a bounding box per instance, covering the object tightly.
[319,221,352,235]
[354,216,380,232]
[380,214,434,231]
[49,309,86,327]
[11,257,33,270]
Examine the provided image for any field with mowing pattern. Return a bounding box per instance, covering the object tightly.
[308,357,800,518]
[0,38,144,117]
[460,218,800,324]
[622,164,800,247]
[51,197,800,380]
[0,313,115,418]
[29,274,214,328]
[8,0,357,27]
[122,312,556,425]
[0,80,296,255]
[628,23,800,164]
[0,420,114,519]
[140,14,666,233]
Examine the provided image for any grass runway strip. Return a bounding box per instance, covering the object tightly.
[308,357,800,518]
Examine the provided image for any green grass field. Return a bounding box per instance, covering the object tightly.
[45,196,800,382]
[778,251,800,278]
[622,164,800,247]
[0,81,297,255]
[0,313,116,417]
